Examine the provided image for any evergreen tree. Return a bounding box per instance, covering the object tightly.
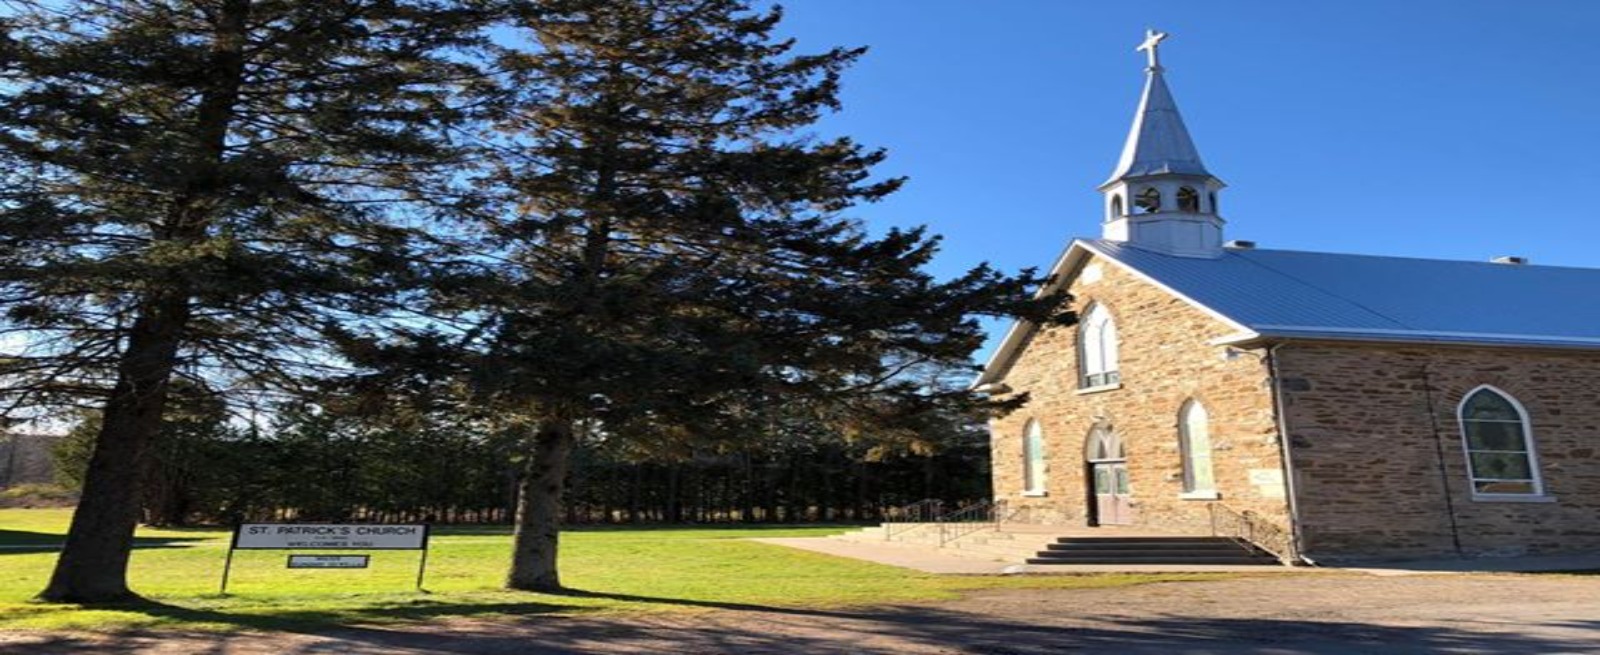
[53,381,237,527]
[460,0,1064,591]
[0,0,501,602]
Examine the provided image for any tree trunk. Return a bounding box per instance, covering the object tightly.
[38,0,248,604]
[39,297,189,602]
[626,466,640,523]
[666,465,682,523]
[739,454,756,523]
[506,417,575,592]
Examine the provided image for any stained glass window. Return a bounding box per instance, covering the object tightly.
[1459,387,1542,496]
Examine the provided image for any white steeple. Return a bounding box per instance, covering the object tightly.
[1100,30,1227,258]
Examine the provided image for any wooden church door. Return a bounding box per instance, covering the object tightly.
[1087,427,1134,526]
[1092,462,1133,525]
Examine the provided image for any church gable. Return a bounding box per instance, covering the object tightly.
[988,250,1287,531]
[977,239,1251,390]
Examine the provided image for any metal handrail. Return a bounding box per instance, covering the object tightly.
[1209,502,1295,563]
[882,498,943,540]
[937,499,1007,545]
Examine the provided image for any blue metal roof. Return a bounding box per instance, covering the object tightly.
[1086,239,1600,348]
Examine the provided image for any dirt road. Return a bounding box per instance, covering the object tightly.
[4,574,1597,654]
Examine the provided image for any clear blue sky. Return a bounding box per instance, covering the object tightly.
[772,1,1600,355]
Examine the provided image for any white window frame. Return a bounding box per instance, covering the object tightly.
[1022,419,1047,496]
[1077,303,1121,390]
[1456,385,1550,501]
[1178,399,1218,499]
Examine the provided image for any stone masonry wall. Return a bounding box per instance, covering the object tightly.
[1277,343,1600,562]
[988,252,1290,534]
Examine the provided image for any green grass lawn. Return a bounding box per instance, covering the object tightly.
[0,508,1222,633]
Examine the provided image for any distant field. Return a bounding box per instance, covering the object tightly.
[0,508,1218,632]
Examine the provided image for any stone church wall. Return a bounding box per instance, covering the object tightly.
[1278,343,1600,562]
[988,251,1290,533]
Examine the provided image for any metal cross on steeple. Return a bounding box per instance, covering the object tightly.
[1136,29,1169,70]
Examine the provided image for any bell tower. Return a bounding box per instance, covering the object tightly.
[1100,30,1226,258]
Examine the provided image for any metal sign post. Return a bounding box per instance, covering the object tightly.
[415,526,431,592]
[219,527,238,594]
[219,523,430,594]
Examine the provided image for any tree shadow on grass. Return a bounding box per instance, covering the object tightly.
[4,593,585,636]
[9,594,1600,654]
[0,529,209,554]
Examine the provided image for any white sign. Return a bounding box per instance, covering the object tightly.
[235,524,427,550]
[288,554,370,569]
[1248,469,1284,486]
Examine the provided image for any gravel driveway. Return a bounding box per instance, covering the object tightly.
[4,573,1598,654]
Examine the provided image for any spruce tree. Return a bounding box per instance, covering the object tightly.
[0,0,500,602]
[468,0,1063,591]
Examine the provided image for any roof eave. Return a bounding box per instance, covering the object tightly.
[971,240,1099,389]
[973,239,1259,389]
[1214,328,1600,353]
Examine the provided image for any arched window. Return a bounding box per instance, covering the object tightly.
[1458,386,1543,496]
[1077,303,1120,388]
[1179,400,1216,496]
[1135,187,1161,214]
[1022,420,1046,494]
[1177,187,1200,212]
[1110,194,1124,217]
[1208,192,1218,214]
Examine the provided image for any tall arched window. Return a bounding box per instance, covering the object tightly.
[1110,194,1124,217]
[1078,303,1120,388]
[1178,400,1216,497]
[1022,420,1046,494]
[1177,187,1200,212]
[1458,386,1543,496]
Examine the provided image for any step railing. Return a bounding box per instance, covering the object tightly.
[881,498,944,540]
[1208,502,1294,563]
[936,498,1007,545]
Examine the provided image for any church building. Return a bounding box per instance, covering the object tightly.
[976,31,1600,563]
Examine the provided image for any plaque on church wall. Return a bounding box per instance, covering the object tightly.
[1249,469,1285,498]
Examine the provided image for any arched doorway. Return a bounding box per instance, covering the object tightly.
[1086,426,1133,526]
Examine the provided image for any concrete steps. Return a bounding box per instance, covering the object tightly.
[834,524,1285,567]
[1026,536,1280,566]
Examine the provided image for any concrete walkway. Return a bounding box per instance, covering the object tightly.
[753,536,1600,576]
[752,537,1020,574]
[751,537,1305,575]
